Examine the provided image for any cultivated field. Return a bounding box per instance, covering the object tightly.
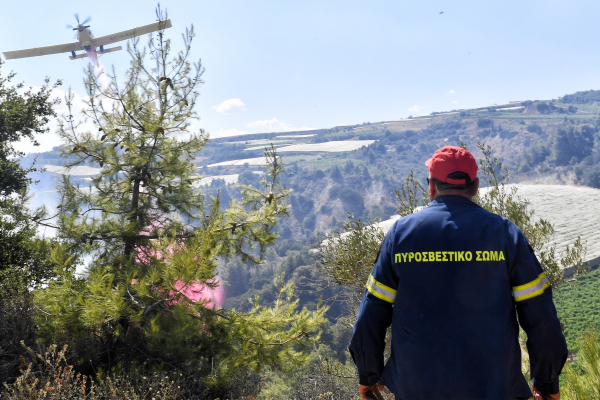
[44,165,102,176]
[276,140,375,153]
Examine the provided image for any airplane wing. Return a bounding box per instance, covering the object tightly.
[3,41,83,60]
[93,19,172,47]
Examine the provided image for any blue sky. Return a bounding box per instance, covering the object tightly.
[3,0,600,153]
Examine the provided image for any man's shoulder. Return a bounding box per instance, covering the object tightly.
[392,198,519,230]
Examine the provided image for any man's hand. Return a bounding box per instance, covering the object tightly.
[359,383,386,400]
[532,386,560,400]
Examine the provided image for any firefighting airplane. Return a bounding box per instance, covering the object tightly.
[2,14,172,66]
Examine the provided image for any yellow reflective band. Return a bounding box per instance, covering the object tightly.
[512,272,551,302]
[512,272,547,291]
[366,274,397,303]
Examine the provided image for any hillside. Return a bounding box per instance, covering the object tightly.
[30,97,599,228]
[20,91,600,327]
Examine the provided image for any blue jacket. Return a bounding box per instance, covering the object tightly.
[349,195,567,400]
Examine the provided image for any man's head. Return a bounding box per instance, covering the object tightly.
[425,146,479,200]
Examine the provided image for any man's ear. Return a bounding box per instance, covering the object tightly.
[429,179,437,200]
[472,177,480,197]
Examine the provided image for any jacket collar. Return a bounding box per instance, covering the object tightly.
[431,195,477,206]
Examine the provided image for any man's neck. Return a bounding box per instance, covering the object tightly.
[430,192,474,201]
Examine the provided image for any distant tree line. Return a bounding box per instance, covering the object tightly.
[560,90,600,104]
[515,119,600,187]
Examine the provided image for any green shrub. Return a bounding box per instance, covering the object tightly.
[555,268,600,353]
[526,123,543,134]
[561,328,600,399]
[1,343,184,399]
[477,118,492,128]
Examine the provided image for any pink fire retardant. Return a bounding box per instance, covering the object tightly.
[134,223,224,309]
[172,279,224,309]
[85,48,98,67]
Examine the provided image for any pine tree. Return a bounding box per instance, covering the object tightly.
[34,6,326,387]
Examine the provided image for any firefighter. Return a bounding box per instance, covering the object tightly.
[349,146,566,400]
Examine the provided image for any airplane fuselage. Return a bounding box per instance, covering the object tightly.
[77,28,94,49]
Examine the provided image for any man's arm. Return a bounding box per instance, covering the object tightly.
[516,285,566,397]
[349,291,393,386]
[511,234,567,398]
[349,231,397,387]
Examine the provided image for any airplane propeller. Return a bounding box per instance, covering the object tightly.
[69,14,91,31]
[75,14,92,25]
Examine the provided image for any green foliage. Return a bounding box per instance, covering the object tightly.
[582,164,600,188]
[0,59,60,199]
[561,328,600,399]
[258,344,366,400]
[0,293,38,384]
[560,90,600,104]
[394,170,428,218]
[516,141,550,173]
[555,269,600,354]
[0,59,62,380]
[336,187,365,217]
[477,118,492,128]
[552,124,594,165]
[303,212,317,231]
[474,143,586,287]
[537,102,552,114]
[0,59,60,296]
[223,259,251,297]
[1,342,188,399]
[515,122,600,181]
[330,165,343,183]
[239,170,261,187]
[290,194,314,221]
[318,216,384,318]
[31,10,326,389]
[526,123,543,134]
[0,207,56,296]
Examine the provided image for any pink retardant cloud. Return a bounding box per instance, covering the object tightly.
[134,221,224,309]
[85,48,98,67]
[172,279,224,309]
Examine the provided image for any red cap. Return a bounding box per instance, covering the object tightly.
[425,146,477,185]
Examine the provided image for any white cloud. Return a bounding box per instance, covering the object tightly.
[213,98,246,114]
[246,118,311,133]
[452,101,459,104]
[408,105,423,113]
[448,90,456,94]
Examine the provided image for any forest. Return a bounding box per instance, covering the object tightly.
[4,13,600,400]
